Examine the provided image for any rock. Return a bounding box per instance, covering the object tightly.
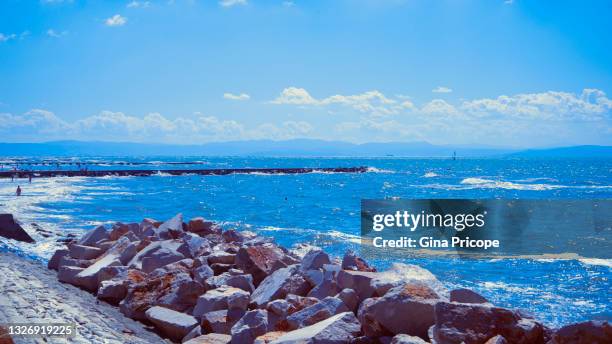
[118,241,139,265]
[120,271,205,320]
[69,244,103,260]
[222,229,247,243]
[109,223,130,241]
[358,284,441,339]
[78,225,110,246]
[48,249,69,270]
[431,302,545,344]
[97,279,128,305]
[193,264,215,285]
[267,299,292,317]
[208,251,236,265]
[128,239,185,271]
[391,334,429,344]
[450,288,488,304]
[337,270,378,301]
[149,258,194,278]
[235,245,291,286]
[145,306,198,342]
[270,312,361,344]
[341,250,375,272]
[0,214,35,243]
[143,247,186,273]
[187,217,221,236]
[322,264,341,280]
[193,286,250,319]
[58,266,84,284]
[205,272,255,293]
[184,333,231,344]
[370,263,447,299]
[251,265,311,308]
[182,326,202,343]
[231,309,269,344]
[211,263,233,275]
[307,279,340,300]
[178,233,211,258]
[154,213,185,239]
[301,249,331,271]
[336,288,359,312]
[72,237,131,291]
[286,296,349,330]
[304,269,324,287]
[201,310,236,335]
[549,320,611,344]
[254,331,286,344]
[58,256,93,268]
[484,335,508,344]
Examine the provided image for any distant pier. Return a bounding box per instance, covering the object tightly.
[0,166,368,178]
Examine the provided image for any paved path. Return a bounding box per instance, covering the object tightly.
[0,252,166,344]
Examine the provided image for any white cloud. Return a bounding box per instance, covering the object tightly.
[270,87,410,116]
[432,86,453,93]
[223,92,251,101]
[282,1,295,7]
[0,33,17,42]
[219,0,247,7]
[271,87,318,105]
[127,1,151,8]
[0,110,318,143]
[46,29,68,38]
[421,99,460,116]
[105,14,128,27]
[461,89,612,120]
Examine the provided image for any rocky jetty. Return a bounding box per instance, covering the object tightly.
[47,214,610,344]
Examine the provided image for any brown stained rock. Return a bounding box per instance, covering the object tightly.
[188,217,222,236]
[120,271,205,321]
[109,223,130,241]
[235,245,289,286]
[358,283,440,339]
[341,250,375,272]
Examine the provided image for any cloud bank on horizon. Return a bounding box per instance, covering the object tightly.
[0,0,611,147]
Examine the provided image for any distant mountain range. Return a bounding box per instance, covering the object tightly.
[0,140,610,158]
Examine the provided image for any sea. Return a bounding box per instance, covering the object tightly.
[0,156,610,328]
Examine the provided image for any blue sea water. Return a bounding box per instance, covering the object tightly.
[0,157,610,328]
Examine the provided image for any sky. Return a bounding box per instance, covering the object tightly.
[1,0,611,147]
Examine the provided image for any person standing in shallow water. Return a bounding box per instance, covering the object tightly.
[16,185,21,196]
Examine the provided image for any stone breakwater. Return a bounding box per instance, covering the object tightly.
[46,214,610,344]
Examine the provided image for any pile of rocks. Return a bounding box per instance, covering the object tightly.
[48,214,611,344]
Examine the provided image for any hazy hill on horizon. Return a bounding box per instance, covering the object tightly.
[0,140,609,158]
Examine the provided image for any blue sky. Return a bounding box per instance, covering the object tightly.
[1,0,611,147]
